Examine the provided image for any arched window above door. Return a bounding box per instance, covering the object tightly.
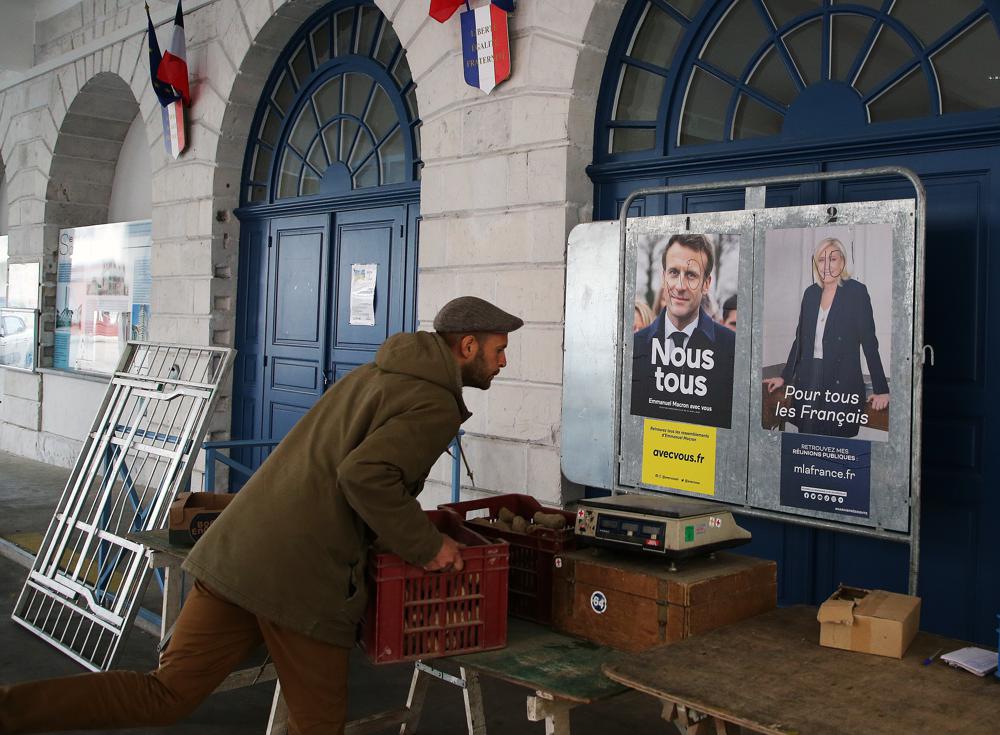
[244,2,419,204]
[600,0,1000,157]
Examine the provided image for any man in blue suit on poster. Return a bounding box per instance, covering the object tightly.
[631,233,736,429]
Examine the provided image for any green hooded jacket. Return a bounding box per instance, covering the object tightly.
[182,331,470,646]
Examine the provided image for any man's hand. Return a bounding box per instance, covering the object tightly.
[423,534,465,573]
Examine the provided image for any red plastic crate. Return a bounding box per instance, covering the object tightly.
[439,494,576,624]
[362,510,509,664]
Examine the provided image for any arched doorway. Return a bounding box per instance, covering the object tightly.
[592,0,1000,642]
[233,1,420,453]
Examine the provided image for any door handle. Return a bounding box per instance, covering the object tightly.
[322,370,331,387]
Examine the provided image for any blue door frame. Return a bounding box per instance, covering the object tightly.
[591,0,1000,645]
[230,1,421,479]
[230,201,419,478]
[593,148,1000,644]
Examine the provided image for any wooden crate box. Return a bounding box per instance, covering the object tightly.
[552,547,776,652]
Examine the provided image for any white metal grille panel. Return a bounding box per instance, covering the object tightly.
[11,342,234,671]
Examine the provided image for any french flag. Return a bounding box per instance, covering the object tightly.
[146,1,188,158]
[431,1,514,23]
[157,1,190,106]
[461,4,511,95]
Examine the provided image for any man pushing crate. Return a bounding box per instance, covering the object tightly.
[1,296,522,735]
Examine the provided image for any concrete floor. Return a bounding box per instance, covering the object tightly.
[0,451,667,734]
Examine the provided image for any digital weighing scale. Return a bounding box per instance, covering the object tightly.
[574,493,751,558]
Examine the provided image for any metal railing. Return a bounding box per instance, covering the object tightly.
[203,432,467,500]
[202,438,280,492]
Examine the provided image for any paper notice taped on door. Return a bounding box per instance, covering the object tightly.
[349,263,377,326]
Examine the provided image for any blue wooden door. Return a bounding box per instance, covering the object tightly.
[261,214,331,443]
[591,0,1000,645]
[716,151,1000,644]
[232,218,268,447]
[250,203,414,447]
[231,2,422,476]
[822,150,1000,643]
[328,205,410,383]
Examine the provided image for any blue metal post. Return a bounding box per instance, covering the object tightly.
[204,447,216,492]
[451,430,465,503]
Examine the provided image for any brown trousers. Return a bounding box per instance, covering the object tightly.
[0,580,349,734]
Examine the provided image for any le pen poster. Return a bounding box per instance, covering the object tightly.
[760,224,892,443]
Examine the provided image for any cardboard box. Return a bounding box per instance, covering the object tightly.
[551,547,776,652]
[168,492,235,546]
[817,585,921,658]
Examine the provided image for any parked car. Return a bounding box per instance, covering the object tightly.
[0,313,34,368]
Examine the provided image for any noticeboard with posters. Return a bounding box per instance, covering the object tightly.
[562,197,917,535]
[54,221,152,375]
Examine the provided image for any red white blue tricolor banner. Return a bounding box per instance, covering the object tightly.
[430,0,513,23]
[146,1,189,159]
[460,4,511,94]
[161,101,186,160]
[157,1,191,107]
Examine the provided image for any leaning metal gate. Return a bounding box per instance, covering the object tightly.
[11,342,234,671]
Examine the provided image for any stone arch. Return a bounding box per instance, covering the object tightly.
[46,72,141,229]
[569,0,629,204]
[208,1,422,343]
[212,1,420,211]
[202,1,418,447]
[39,72,141,366]
[204,0,636,289]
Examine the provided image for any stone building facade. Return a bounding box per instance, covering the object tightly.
[0,0,625,507]
[7,0,1000,644]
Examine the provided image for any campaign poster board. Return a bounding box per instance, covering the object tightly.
[54,221,152,375]
[619,211,754,505]
[748,201,915,532]
[561,197,917,534]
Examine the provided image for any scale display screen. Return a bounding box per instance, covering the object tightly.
[595,514,666,549]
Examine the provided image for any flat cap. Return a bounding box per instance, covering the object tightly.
[433,296,524,334]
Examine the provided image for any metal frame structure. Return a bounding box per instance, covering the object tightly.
[11,342,234,670]
[613,166,927,593]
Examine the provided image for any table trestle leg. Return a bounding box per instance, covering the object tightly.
[460,666,488,735]
[398,663,432,734]
[527,691,574,735]
[660,700,740,735]
[266,682,289,735]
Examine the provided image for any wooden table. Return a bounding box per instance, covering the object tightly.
[603,605,1000,734]
[443,619,628,734]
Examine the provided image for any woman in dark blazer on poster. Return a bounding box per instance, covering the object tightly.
[763,237,889,437]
